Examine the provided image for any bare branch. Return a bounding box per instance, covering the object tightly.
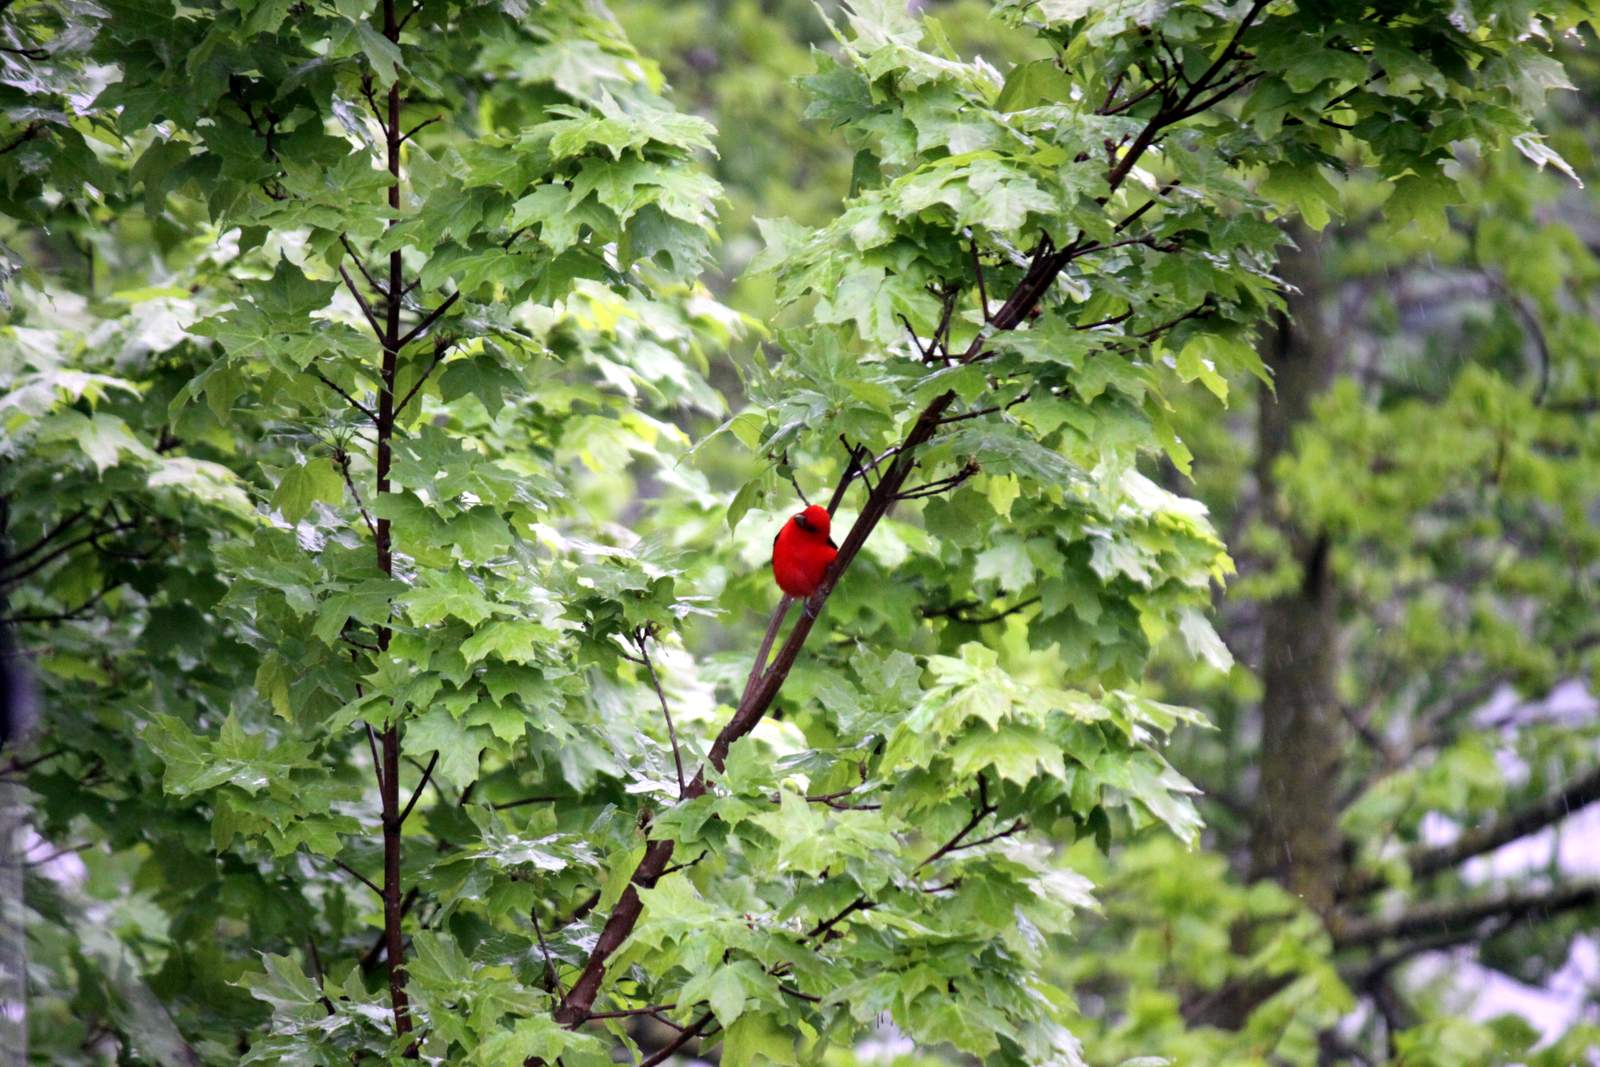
[740,597,792,709]
[637,1013,716,1067]
[531,908,563,995]
[632,628,686,797]
[1101,81,1162,116]
[339,263,389,341]
[396,291,460,350]
[400,115,442,144]
[585,1004,677,1021]
[334,448,379,539]
[1169,72,1264,121]
[328,856,383,897]
[2,578,117,626]
[393,339,454,418]
[340,235,388,298]
[1334,881,1600,949]
[0,748,63,777]
[970,239,990,322]
[924,595,1041,626]
[896,461,980,500]
[3,508,90,569]
[0,522,135,587]
[365,722,385,795]
[896,312,932,361]
[1343,765,1600,899]
[1114,178,1182,233]
[935,393,1028,426]
[399,751,438,824]
[314,371,379,423]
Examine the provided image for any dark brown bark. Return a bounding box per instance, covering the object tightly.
[373,0,413,1041]
[1249,226,1345,916]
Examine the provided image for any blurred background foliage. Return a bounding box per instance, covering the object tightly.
[3,0,1599,1064]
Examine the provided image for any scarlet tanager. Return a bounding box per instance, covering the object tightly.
[771,504,838,600]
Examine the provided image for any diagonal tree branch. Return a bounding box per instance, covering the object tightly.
[339,263,390,341]
[340,234,388,298]
[399,751,438,824]
[314,371,379,423]
[396,291,459,350]
[1342,765,1600,899]
[1334,881,1600,949]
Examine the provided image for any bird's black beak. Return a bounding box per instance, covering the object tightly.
[794,513,812,532]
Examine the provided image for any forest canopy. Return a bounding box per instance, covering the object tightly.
[3,1,1599,1065]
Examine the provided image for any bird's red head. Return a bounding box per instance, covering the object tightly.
[792,504,831,537]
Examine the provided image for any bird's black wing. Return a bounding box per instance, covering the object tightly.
[828,535,838,550]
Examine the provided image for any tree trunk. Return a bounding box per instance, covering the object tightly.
[1249,225,1345,916]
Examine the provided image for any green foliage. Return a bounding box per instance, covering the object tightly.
[3,0,1595,1064]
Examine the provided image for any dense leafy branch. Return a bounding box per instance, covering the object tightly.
[548,3,1284,1038]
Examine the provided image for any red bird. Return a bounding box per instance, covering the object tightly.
[772,504,838,603]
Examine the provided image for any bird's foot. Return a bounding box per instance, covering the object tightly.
[803,595,821,620]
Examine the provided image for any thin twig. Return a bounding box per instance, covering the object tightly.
[896,462,980,500]
[970,240,989,322]
[366,722,385,795]
[638,1013,715,1067]
[491,795,568,810]
[935,393,1028,426]
[944,819,1027,855]
[339,264,389,341]
[585,1004,678,1021]
[314,371,379,423]
[400,115,442,144]
[739,598,792,709]
[1074,309,1134,331]
[24,842,89,866]
[396,291,459,349]
[335,450,379,538]
[0,523,134,587]
[531,908,564,996]
[3,509,90,569]
[359,74,387,133]
[1115,178,1182,233]
[3,579,117,626]
[399,751,438,823]
[307,939,338,1015]
[1101,82,1162,116]
[359,886,419,970]
[393,339,453,418]
[340,235,388,298]
[633,628,686,797]
[329,857,384,897]
[782,458,811,507]
[896,312,931,360]
[1169,71,1264,120]
[924,595,1041,625]
[0,748,63,776]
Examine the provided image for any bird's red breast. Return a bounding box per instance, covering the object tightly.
[772,504,838,598]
